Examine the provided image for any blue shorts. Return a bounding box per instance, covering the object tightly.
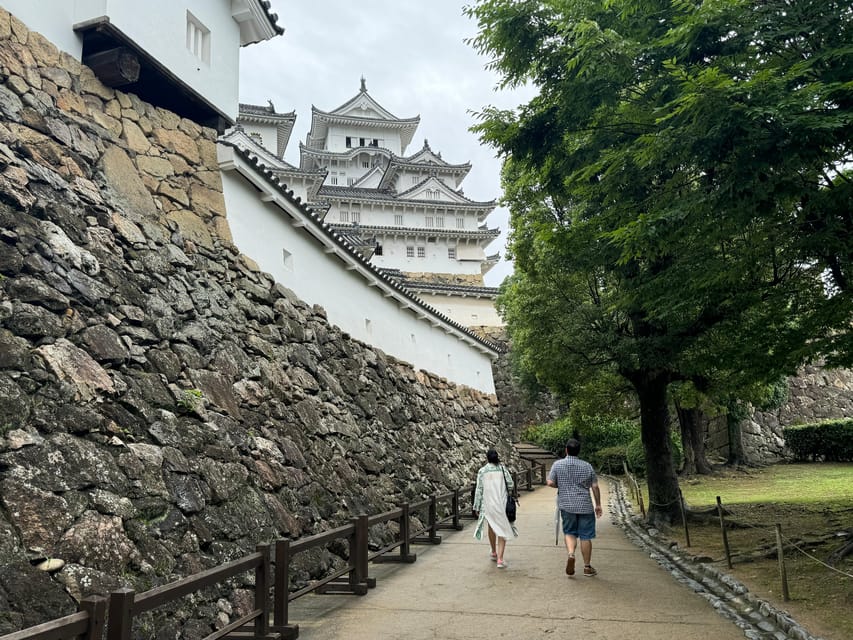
[560,511,596,540]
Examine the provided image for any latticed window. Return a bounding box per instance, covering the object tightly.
[406,246,415,258]
[417,246,426,258]
[448,247,457,259]
[457,217,465,229]
[351,211,361,223]
[425,216,434,227]
[186,12,210,63]
[340,211,349,222]
[394,214,404,225]
[435,216,444,228]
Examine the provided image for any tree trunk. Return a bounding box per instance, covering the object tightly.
[675,402,713,475]
[632,371,681,527]
[726,412,746,465]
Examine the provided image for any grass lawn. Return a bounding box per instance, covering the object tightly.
[647,463,853,640]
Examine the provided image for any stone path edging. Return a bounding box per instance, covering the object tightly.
[609,478,824,640]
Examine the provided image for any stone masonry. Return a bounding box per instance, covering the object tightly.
[0,11,513,634]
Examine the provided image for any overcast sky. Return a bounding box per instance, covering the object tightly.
[238,1,536,286]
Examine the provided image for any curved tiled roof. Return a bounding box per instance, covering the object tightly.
[217,140,504,355]
[402,282,501,298]
[325,222,501,241]
[239,102,296,120]
[257,1,284,35]
[319,184,495,208]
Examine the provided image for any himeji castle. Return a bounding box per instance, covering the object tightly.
[223,80,504,328]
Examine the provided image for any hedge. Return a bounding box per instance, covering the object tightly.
[783,419,853,461]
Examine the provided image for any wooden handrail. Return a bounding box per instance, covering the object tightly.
[5,467,548,640]
[134,551,265,612]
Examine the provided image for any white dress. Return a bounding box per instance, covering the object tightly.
[473,463,518,540]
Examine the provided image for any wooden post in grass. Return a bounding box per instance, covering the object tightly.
[775,523,790,602]
[678,488,691,548]
[716,496,732,568]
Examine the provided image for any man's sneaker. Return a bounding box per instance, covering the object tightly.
[565,555,575,576]
[583,565,597,577]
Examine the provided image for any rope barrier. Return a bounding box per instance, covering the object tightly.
[710,502,853,579]
[779,534,853,579]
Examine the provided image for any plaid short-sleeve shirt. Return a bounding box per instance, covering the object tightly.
[548,456,597,514]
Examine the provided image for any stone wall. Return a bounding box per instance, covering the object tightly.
[475,327,561,439]
[0,11,512,633]
[741,364,853,463]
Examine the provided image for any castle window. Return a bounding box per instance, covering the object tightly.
[347,177,355,185]
[435,216,444,228]
[406,246,415,258]
[448,247,457,259]
[456,217,465,229]
[417,246,426,258]
[351,211,361,223]
[186,12,210,64]
[346,137,353,148]
[362,161,369,169]
[330,173,339,185]
[394,214,404,226]
[340,211,349,222]
[425,216,434,227]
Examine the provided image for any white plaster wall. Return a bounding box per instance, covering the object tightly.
[241,122,279,158]
[221,167,497,393]
[418,293,504,327]
[374,236,481,276]
[2,0,242,120]
[1,1,83,56]
[327,125,402,155]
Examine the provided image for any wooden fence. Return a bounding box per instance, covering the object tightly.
[1,463,547,640]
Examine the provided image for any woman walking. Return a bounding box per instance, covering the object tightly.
[473,448,517,568]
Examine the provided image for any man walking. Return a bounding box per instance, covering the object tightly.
[547,438,603,577]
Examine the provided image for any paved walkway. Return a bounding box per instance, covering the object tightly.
[287,479,747,640]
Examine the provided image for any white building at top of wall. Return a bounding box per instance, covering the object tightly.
[226,83,505,328]
[217,138,501,393]
[0,0,280,128]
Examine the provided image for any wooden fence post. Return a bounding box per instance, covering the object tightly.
[272,539,299,639]
[399,502,415,560]
[80,595,107,640]
[351,515,373,592]
[451,489,462,529]
[254,544,270,637]
[716,496,733,569]
[678,488,691,548]
[775,523,790,601]
[106,588,135,640]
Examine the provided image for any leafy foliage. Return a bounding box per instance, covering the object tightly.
[626,434,684,478]
[467,0,853,523]
[521,414,640,465]
[783,420,853,461]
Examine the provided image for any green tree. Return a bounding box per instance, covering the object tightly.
[467,0,851,524]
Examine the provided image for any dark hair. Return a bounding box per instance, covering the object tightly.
[566,438,581,456]
[486,448,500,464]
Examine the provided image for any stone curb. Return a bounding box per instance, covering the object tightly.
[608,478,824,640]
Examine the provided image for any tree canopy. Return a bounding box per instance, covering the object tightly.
[468,0,852,524]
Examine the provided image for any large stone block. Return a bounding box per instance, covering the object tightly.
[98,145,158,219]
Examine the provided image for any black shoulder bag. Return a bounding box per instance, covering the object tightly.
[502,465,517,522]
